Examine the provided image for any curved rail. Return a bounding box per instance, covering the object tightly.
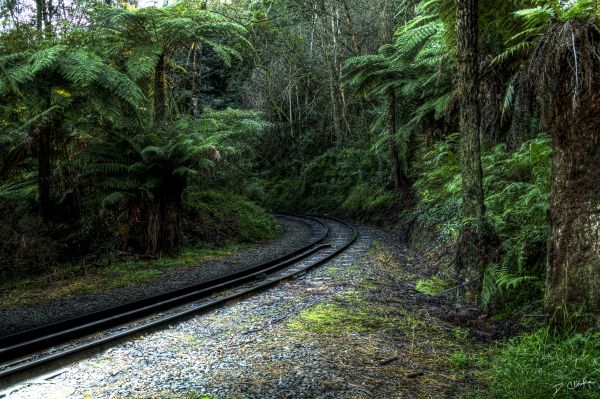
[0,214,357,384]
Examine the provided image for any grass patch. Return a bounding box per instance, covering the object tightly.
[0,243,246,308]
[482,329,600,398]
[324,265,343,276]
[449,350,469,369]
[415,276,449,296]
[288,291,392,334]
[288,303,382,333]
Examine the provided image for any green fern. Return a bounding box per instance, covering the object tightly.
[415,134,552,308]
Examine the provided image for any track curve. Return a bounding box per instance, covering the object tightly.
[0,214,356,387]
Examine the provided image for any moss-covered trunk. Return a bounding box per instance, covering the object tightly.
[144,199,181,256]
[456,0,484,222]
[386,91,403,189]
[455,0,495,304]
[143,178,184,255]
[544,70,600,318]
[154,53,167,123]
[37,124,52,221]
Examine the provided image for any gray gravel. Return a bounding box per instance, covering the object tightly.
[0,216,321,336]
[2,223,374,399]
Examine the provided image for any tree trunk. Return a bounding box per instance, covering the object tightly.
[35,0,44,31]
[142,182,183,255]
[455,0,492,304]
[160,195,181,253]
[507,71,533,151]
[189,42,201,117]
[386,91,403,189]
[340,0,360,56]
[544,65,600,321]
[479,59,505,146]
[37,124,52,221]
[317,0,347,145]
[154,54,167,123]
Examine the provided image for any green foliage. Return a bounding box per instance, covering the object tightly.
[95,0,248,119]
[483,329,600,399]
[300,148,371,210]
[414,135,551,308]
[415,275,450,296]
[183,189,279,244]
[412,134,462,238]
[252,147,395,221]
[288,291,392,334]
[449,350,469,370]
[83,116,227,206]
[0,0,270,271]
[340,183,396,217]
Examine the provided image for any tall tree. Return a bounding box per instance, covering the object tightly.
[511,2,600,321]
[84,110,267,255]
[455,0,490,303]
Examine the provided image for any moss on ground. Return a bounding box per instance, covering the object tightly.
[285,240,492,397]
[288,288,398,335]
[324,265,343,276]
[415,275,451,296]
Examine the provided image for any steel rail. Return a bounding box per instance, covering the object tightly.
[0,214,327,355]
[0,214,357,384]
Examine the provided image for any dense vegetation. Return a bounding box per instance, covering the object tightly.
[1,0,599,397]
[0,0,277,282]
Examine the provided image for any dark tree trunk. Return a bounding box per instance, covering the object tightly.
[507,71,534,151]
[386,91,403,189]
[479,58,506,146]
[189,42,202,117]
[341,0,360,56]
[142,199,180,256]
[37,124,52,221]
[154,54,167,123]
[456,0,484,221]
[455,0,496,304]
[142,181,183,256]
[544,64,600,321]
[35,0,44,31]
[160,194,181,252]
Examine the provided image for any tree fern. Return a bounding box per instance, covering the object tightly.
[94,1,248,121]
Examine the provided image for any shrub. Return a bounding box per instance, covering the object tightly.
[183,189,280,245]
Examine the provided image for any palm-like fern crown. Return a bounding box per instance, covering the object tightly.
[493,0,600,120]
[342,45,404,98]
[82,109,268,207]
[96,0,249,82]
[0,37,145,200]
[0,44,143,121]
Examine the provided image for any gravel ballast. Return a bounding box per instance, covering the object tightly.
[3,222,489,398]
[0,216,321,336]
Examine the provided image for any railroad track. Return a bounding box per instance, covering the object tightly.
[0,214,357,390]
